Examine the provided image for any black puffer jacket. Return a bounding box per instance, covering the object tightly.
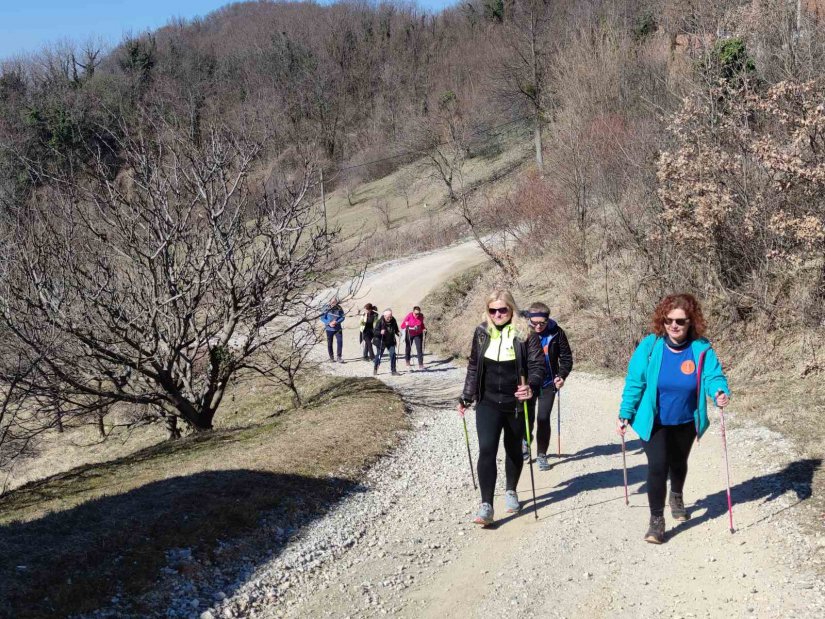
[461,323,545,405]
[372,316,400,348]
[543,323,573,382]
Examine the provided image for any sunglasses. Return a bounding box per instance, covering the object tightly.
[663,317,689,326]
[530,320,547,328]
[488,306,510,315]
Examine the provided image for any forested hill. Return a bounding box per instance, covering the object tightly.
[1,0,528,192]
[2,0,825,446]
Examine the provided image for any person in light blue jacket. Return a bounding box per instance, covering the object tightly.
[320,297,346,363]
[616,293,730,544]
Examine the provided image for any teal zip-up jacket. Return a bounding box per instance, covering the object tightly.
[618,334,730,442]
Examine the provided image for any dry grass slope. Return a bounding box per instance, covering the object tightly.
[0,377,407,618]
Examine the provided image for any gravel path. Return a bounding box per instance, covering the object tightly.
[207,242,825,619]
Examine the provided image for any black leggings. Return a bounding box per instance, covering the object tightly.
[476,400,525,505]
[641,421,697,517]
[405,334,423,364]
[527,388,556,456]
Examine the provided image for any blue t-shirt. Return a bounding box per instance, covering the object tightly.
[656,347,698,426]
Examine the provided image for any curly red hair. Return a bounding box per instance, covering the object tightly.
[651,293,707,339]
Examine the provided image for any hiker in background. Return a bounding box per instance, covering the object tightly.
[523,302,573,471]
[320,297,346,363]
[400,305,427,370]
[617,293,731,544]
[457,290,544,526]
[373,308,401,376]
[360,303,378,361]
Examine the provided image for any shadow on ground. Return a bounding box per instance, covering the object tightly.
[0,470,361,619]
[669,457,822,538]
[489,441,820,533]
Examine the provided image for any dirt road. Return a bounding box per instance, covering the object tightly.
[218,241,825,619]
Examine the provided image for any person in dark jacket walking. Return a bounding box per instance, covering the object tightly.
[523,302,573,471]
[360,303,378,361]
[373,308,401,376]
[320,297,346,363]
[457,289,545,526]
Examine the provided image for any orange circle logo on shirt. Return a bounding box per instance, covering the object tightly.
[681,360,696,375]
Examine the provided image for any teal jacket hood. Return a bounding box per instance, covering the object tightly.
[618,334,730,442]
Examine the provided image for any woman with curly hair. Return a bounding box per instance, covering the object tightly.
[616,293,731,544]
[457,290,544,526]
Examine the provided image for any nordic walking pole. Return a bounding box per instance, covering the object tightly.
[521,376,539,520]
[556,388,561,457]
[461,415,477,490]
[620,420,629,506]
[718,405,735,533]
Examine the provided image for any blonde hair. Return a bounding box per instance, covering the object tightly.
[482,289,528,337]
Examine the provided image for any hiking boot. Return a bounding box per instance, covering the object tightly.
[473,502,494,526]
[669,491,689,521]
[537,453,551,471]
[406,361,411,367]
[418,363,424,370]
[504,490,520,514]
[329,356,335,363]
[337,357,344,364]
[522,439,530,462]
[373,366,378,376]
[644,515,666,544]
[391,370,400,376]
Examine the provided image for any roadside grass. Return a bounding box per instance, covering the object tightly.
[327,138,531,258]
[0,377,408,618]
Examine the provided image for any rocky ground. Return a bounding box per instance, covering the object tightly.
[167,242,824,619]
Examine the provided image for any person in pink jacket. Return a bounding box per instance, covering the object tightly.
[400,306,427,370]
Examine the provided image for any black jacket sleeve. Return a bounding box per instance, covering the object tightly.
[557,327,573,379]
[525,331,546,392]
[462,327,481,403]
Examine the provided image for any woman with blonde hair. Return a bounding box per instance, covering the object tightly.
[457,290,545,526]
[617,293,731,544]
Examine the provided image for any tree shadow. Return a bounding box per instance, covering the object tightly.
[0,470,363,618]
[669,457,822,538]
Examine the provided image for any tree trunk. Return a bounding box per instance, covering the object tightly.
[166,416,182,440]
[534,116,544,170]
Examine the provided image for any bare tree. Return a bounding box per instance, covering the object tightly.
[495,0,555,170]
[404,91,472,202]
[255,321,320,408]
[0,111,356,433]
[372,198,393,230]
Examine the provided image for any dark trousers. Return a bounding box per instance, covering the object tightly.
[405,333,423,365]
[527,388,557,456]
[362,334,375,360]
[641,421,697,517]
[326,330,343,359]
[476,400,525,505]
[374,344,396,372]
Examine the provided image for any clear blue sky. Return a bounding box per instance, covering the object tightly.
[0,1,455,62]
